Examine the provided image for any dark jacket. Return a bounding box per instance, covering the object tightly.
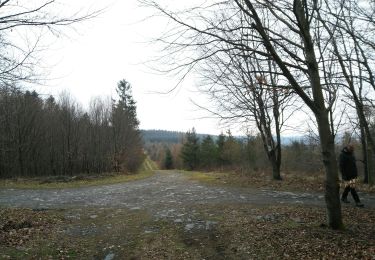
[339,148,358,181]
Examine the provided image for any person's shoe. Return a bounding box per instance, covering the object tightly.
[341,198,350,204]
[355,202,364,208]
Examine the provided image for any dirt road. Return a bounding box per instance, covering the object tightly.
[1,171,375,259]
[1,171,373,219]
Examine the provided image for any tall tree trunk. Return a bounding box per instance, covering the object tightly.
[17,117,25,177]
[259,131,282,180]
[360,127,369,184]
[351,96,375,186]
[316,111,343,229]
[240,0,344,228]
[368,146,375,186]
[256,93,282,181]
[270,151,281,180]
[294,0,343,229]
[273,96,282,181]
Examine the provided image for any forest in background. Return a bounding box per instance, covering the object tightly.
[144,128,368,180]
[0,80,144,178]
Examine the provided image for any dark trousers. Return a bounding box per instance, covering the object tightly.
[342,186,361,203]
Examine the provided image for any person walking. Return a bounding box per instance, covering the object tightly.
[339,144,364,207]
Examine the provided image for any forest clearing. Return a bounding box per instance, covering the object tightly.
[2,0,375,258]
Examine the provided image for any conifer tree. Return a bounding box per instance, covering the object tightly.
[180,128,200,170]
[164,148,173,169]
[200,135,217,169]
[216,132,226,167]
[111,79,143,172]
[222,130,242,166]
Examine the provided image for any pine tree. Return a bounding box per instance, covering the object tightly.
[222,130,242,166]
[200,135,217,169]
[180,128,200,170]
[111,79,144,172]
[216,132,226,166]
[164,148,173,169]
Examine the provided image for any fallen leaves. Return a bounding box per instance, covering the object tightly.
[211,204,375,259]
[0,208,62,248]
[0,202,374,259]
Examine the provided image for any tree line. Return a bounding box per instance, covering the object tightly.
[147,128,327,176]
[0,80,144,178]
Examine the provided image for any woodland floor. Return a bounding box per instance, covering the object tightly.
[0,170,374,259]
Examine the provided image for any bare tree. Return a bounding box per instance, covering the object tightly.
[228,0,343,229]
[197,38,296,180]
[142,1,298,180]
[318,0,375,184]
[139,0,375,229]
[0,0,101,87]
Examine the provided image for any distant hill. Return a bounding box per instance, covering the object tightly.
[141,129,217,144]
[141,130,185,143]
[141,129,302,145]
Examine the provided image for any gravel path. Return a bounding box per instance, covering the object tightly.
[0,171,373,222]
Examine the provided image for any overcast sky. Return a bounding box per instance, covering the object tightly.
[28,0,314,137]
[31,0,230,136]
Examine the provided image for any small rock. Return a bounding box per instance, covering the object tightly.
[174,219,183,223]
[65,214,81,219]
[104,253,115,260]
[185,223,195,231]
[291,217,303,223]
[90,215,98,219]
[205,221,218,230]
[32,208,48,212]
[255,214,278,221]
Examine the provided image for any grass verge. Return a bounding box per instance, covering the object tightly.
[179,170,375,194]
[0,157,157,189]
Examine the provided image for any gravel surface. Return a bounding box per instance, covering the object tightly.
[1,171,373,223]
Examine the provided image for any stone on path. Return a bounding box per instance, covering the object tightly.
[205,221,218,230]
[104,253,115,260]
[185,223,194,231]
